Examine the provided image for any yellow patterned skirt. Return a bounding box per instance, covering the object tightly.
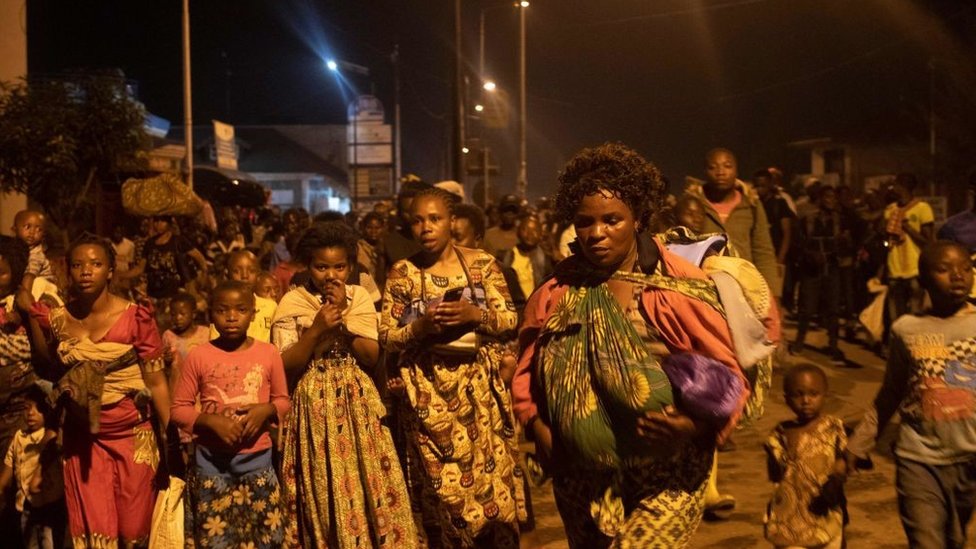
[396,345,526,548]
[280,356,417,548]
[552,443,712,549]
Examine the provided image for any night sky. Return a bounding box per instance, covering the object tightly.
[26,0,976,198]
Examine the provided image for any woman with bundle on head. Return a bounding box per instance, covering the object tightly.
[22,234,171,548]
[512,143,749,548]
[381,187,526,547]
[273,221,416,548]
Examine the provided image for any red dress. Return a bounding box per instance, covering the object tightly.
[35,303,165,548]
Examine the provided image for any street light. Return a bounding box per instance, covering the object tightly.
[515,0,528,199]
[483,80,497,92]
[327,58,372,211]
[474,104,485,112]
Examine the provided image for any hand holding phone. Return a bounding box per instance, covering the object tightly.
[441,287,465,302]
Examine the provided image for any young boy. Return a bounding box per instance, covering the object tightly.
[254,272,280,303]
[171,281,289,548]
[11,210,53,295]
[848,241,976,548]
[209,250,277,342]
[0,388,65,549]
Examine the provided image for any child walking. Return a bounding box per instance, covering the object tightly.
[171,280,290,548]
[848,241,976,548]
[765,364,847,549]
[0,388,66,549]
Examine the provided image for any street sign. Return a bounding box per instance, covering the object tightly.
[212,120,238,170]
[348,95,385,123]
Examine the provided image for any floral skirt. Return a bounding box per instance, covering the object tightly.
[279,357,416,548]
[185,447,284,549]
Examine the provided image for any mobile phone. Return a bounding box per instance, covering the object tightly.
[442,287,465,302]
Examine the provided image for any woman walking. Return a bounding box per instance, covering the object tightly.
[381,188,525,547]
[512,143,749,548]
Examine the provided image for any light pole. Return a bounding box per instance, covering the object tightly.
[182,0,193,190]
[479,2,527,205]
[517,1,528,199]
[327,59,370,211]
[392,45,402,186]
[453,0,465,186]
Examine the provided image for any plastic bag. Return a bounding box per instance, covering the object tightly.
[148,476,185,549]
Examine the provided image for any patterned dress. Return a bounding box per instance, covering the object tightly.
[273,285,416,548]
[764,416,846,548]
[36,303,165,549]
[540,273,715,549]
[380,248,526,548]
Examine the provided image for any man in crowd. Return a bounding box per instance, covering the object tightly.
[484,194,522,256]
[754,169,795,297]
[686,148,780,294]
[884,173,934,322]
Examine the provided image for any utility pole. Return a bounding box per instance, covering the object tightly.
[393,44,402,188]
[453,0,465,185]
[928,58,936,196]
[516,3,527,199]
[182,0,194,190]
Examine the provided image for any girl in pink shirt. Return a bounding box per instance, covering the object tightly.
[171,280,290,548]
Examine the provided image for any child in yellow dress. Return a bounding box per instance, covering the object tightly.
[765,364,847,548]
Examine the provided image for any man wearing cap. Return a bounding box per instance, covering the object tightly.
[483,194,522,256]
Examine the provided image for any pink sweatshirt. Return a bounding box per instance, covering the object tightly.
[171,340,289,454]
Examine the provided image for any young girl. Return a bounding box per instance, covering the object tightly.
[0,387,65,549]
[171,280,290,548]
[765,364,847,548]
[272,221,416,547]
[161,291,210,388]
[848,241,976,548]
[22,234,171,547]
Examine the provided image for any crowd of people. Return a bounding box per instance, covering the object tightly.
[0,142,974,548]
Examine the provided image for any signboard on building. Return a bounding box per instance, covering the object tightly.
[346,118,393,166]
[347,95,385,123]
[212,120,239,170]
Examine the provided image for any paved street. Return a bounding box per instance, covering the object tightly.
[517,325,976,549]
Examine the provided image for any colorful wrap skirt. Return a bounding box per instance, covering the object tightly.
[552,443,713,549]
[280,357,417,548]
[62,397,159,549]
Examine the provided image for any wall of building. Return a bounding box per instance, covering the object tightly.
[0,0,28,235]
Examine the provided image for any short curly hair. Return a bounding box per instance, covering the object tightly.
[553,142,665,228]
[294,221,359,265]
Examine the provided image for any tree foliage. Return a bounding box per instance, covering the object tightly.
[0,69,148,235]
